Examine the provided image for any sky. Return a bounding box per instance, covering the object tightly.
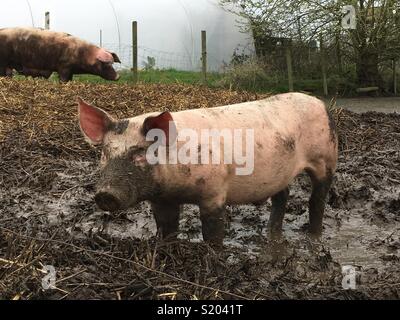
[0,0,253,71]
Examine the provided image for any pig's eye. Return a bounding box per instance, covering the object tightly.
[100,61,112,67]
[132,154,147,166]
[100,152,108,162]
[133,154,145,162]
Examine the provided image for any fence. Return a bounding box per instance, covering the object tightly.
[101,43,202,71]
[39,12,237,75]
[100,20,212,85]
[39,12,400,94]
[251,36,400,96]
[102,36,398,95]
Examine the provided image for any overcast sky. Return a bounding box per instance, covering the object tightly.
[0,0,252,70]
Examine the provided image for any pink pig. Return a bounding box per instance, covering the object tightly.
[78,92,338,247]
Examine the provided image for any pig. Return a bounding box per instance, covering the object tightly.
[78,92,338,247]
[0,27,120,82]
[17,67,52,79]
[3,66,52,79]
[0,66,51,78]
[4,66,13,77]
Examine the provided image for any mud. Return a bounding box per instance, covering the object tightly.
[0,79,399,299]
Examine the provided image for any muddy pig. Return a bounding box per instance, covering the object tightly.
[17,66,52,79]
[0,27,120,82]
[78,93,338,247]
[3,66,13,77]
[0,66,50,78]
[4,66,52,79]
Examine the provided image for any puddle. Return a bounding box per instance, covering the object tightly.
[3,163,398,272]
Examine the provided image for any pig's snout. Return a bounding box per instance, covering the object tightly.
[95,185,136,212]
[95,190,122,212]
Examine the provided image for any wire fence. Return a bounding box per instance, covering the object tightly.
[101,43,241,72]
[102,43,203,71]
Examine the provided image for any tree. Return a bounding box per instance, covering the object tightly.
[221,0,400,87]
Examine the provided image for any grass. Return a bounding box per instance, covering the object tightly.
[72,68,223,87]
[72,69,337,95]
[12,68,363,96]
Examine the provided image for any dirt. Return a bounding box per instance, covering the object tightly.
[0,78,399,299]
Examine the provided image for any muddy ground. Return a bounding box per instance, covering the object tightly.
[0,78,399,299]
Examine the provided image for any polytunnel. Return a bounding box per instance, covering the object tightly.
[0,0,254,71]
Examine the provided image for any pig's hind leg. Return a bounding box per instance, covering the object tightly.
[199,204,225,248]
[267,187,289,239]
[306,167,334,238]
[0,66,7,77]
[151,201,181,239]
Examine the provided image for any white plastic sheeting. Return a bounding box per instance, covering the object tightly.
[0,0,254,71]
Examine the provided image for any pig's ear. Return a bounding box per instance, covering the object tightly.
[96,49,114,63]
[78,97,113,145]
[142,111,177,145]
[111,52,121,63]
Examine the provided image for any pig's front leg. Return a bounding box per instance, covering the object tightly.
[199,203,225,248]
[151,201,181,239]
[58,68,73,82]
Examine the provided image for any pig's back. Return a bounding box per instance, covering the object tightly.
[174,92,323,131]
[172,92,335,204]
[0,28,86,70]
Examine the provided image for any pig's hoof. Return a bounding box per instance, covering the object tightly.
[307,231,322,244]
[267,229,283,241]
[160,233,179,243]
[307,227,322,238]
[206,240,224,251]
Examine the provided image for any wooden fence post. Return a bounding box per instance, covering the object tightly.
[336,33,343,75]
[45,12,50,30]
[131,21,138,83]
[393,59,397,95]
[201,30,207,84]
[320,36,328,96]
[285,40,294,92]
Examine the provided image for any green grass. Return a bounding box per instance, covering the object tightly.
[72,68,223,87]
